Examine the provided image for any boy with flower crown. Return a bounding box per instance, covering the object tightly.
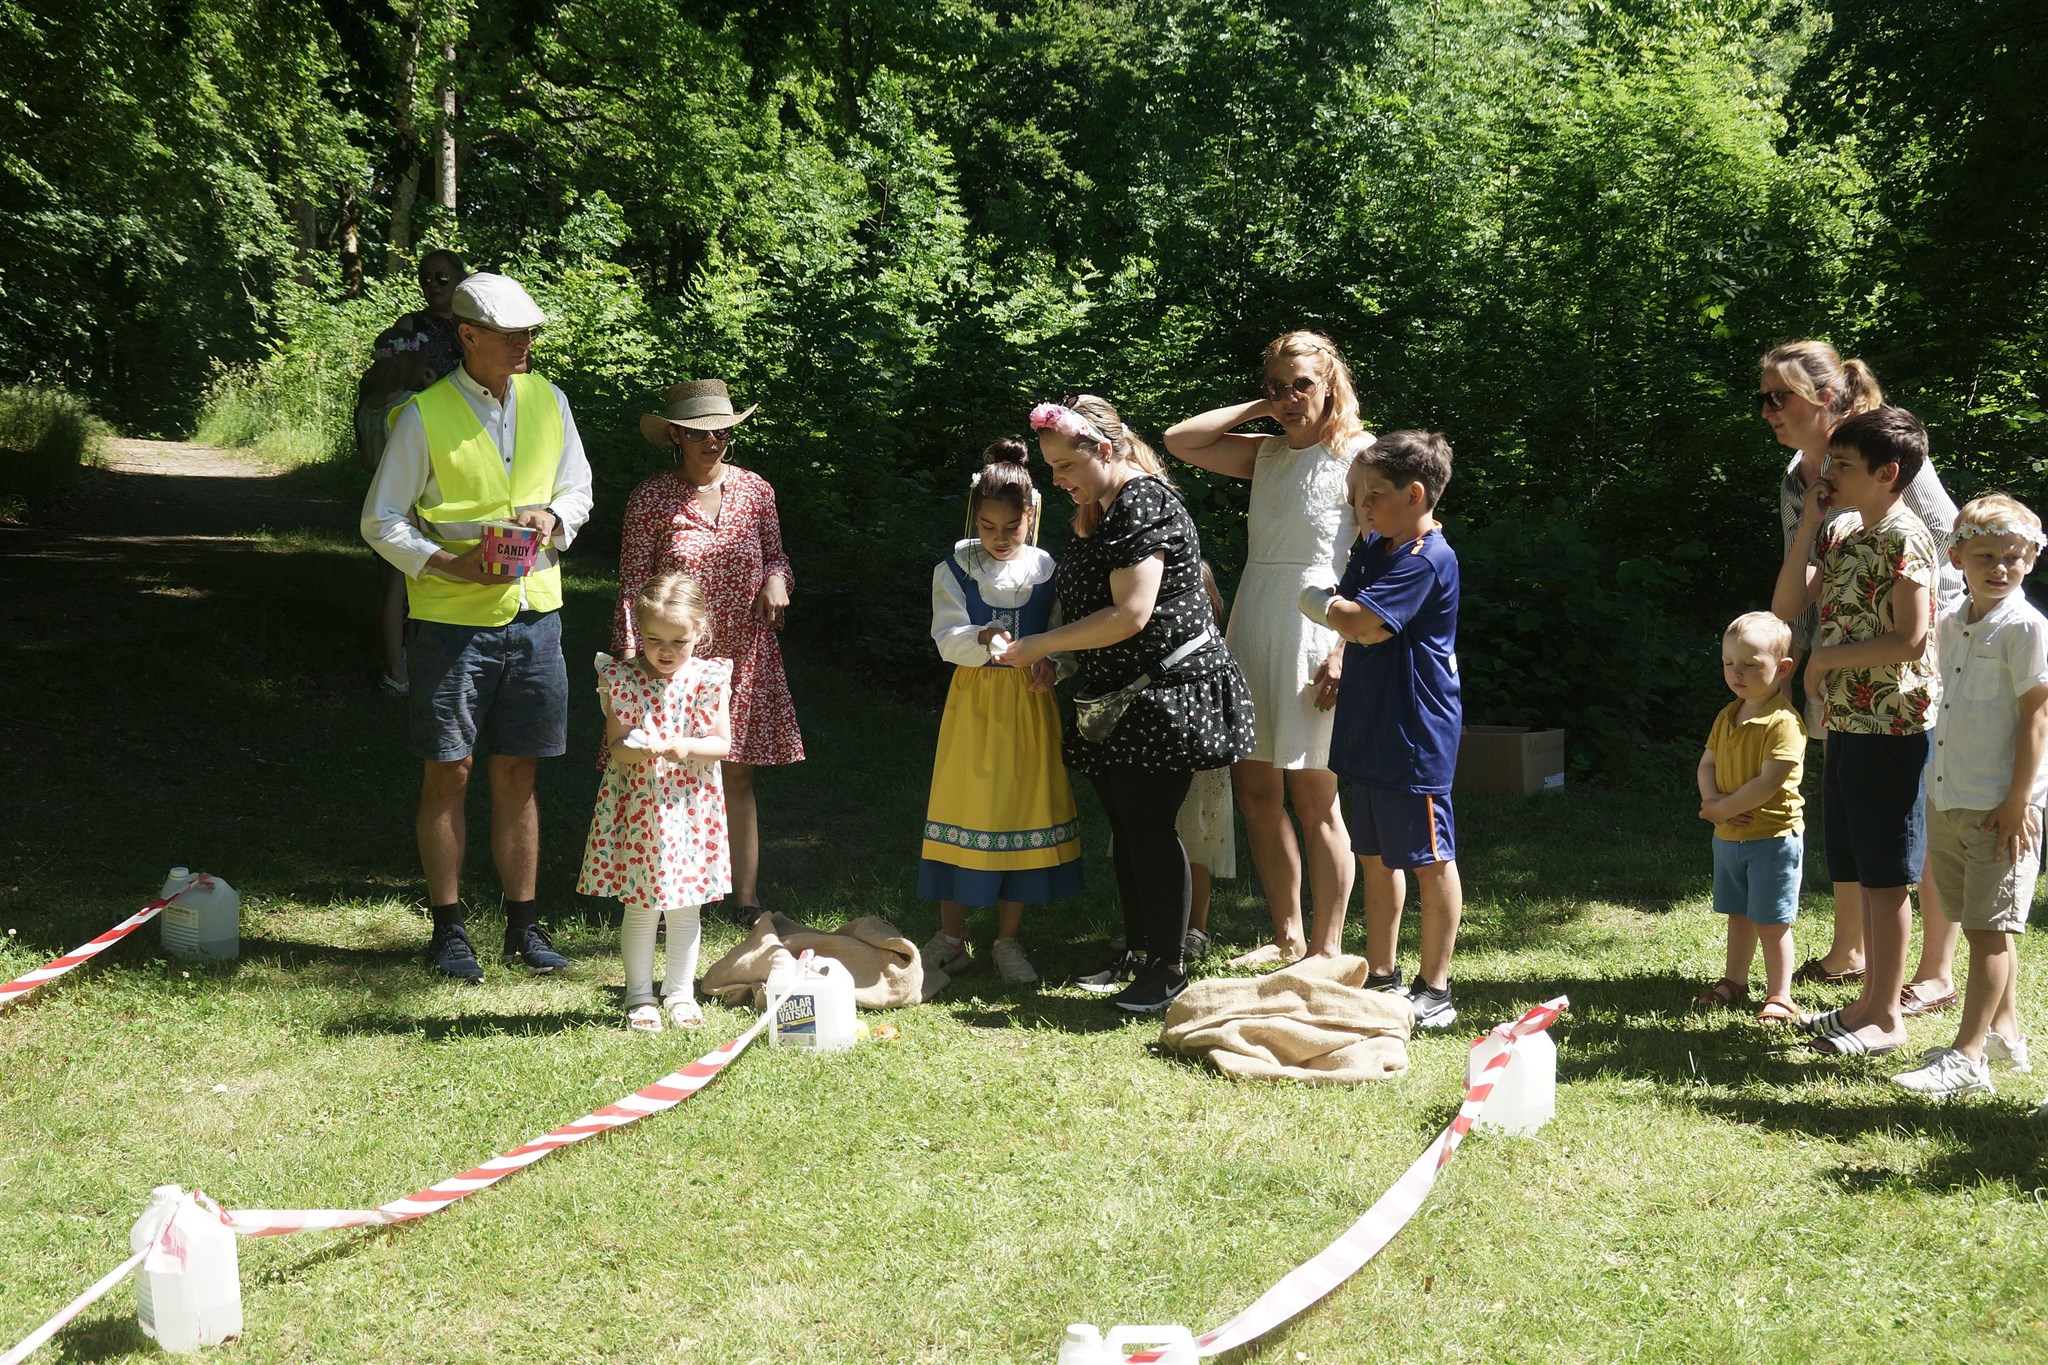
[1891,494,2048,1097]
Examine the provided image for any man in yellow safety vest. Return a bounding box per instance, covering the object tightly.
[361,272,594,982]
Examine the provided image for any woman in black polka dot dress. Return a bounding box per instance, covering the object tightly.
[995,395,1256,1012]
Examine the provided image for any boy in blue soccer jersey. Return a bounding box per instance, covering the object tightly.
[1304,430,1464,1028]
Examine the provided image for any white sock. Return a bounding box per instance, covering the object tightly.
[621,900,660,1008]
[662,905,702,1006]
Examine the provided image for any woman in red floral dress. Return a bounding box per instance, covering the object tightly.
[618,380,803,922]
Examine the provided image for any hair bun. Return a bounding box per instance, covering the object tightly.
[982,436,1030,466]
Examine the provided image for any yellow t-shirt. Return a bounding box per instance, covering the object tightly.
[1706,694,1806,840]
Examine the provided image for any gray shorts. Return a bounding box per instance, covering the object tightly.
[408,610,568,761]
[1927,802,2039,933]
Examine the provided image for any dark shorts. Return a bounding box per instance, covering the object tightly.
[1349,786,1456,870]
[408,610,568,762]
[1822,729,1929,889]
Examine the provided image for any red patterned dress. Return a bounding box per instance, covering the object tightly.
[579,655,734,907]
[613,465,804,766]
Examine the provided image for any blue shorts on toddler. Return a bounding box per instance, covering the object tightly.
[1711,833,1802,926]
[1349,786,1455,870]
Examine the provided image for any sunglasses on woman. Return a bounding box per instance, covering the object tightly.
[672,427,733,445]
[1262,375,1318,400]
[418,271,457,287]
[1754,389,1795,412]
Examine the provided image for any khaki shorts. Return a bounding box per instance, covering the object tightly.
[1927,803,2040,933]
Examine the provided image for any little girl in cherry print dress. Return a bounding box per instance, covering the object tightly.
[580,572,734,1031]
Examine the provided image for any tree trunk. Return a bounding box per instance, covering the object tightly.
[339,186,364,297]
[385,11,426,271]
[435,41,457,213]
[388,159,421,269]
[292,198,321,284]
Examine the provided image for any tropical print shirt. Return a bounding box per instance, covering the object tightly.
[1816,502,1940,735]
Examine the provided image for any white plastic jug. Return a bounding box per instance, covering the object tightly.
[131,1185,242,1352]
[160,869,240,962]
[1057,1323,1110,1364]
[1466,1027,1556,1136]
[1105,1325,1198,1364]
[764,950,858,1053]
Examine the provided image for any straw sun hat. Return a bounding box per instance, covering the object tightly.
[638,380,759,444]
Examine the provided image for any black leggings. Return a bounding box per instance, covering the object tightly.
[1091,767,1194,968]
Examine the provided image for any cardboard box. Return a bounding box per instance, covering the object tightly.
[1455,726,1566,796]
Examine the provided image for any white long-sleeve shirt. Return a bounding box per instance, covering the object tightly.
[930,540,1057,667]
[360,365,595,607]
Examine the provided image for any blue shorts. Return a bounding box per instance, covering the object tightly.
[1822,730,1929,889]
[1711,834,1803,925]
[408,610,568,762]
[1349,787,1455,870]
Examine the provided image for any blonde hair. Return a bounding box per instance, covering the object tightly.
[1954,492,2043,541]
[634,571,710,639]
[1264,330,1366,457]
[1725,610,1792,658]
[1062,393,1173,536]
[1758,340,1884,424]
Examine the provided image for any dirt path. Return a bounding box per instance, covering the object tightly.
[1,438,350,546]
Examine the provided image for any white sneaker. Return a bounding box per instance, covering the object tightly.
[991,936,1038,983]
[1890,1047,1994,1098]
[921,932,970,976]
[1183,927,1212,962]
[1985,1031,2032,1073]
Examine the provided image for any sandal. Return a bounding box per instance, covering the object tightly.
[666,999,705,1029]
[1693,978,1748,1008]
[1755,995,1800,1024]
[627,1004,663,1033]
[1808,1025,1901,1057]
[1792,957,1864,986]
[1799,1007,1843,1036]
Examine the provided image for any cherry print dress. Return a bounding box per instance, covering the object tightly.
[579,654,734,909]
[614,465,804,766]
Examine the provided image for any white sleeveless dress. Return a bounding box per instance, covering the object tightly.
[1224,434,1364,769]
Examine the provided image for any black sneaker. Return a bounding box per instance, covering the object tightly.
[1408,980,1458,1030]
[1365,967,1404,992]
[427,923,484,984]
[504,922,568,973]
[1076,949,1145,994]
[1112,960,1189,1015]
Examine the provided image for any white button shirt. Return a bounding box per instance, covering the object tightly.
[360,365,595,605]
[1927,593,2048,810]
[930,541,1057,667]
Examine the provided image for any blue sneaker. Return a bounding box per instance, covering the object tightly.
[504,922,568,973]
[427,924,484,984]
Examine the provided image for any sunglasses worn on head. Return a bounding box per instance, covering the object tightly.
[1755,389,1795,412]
[1263,375,1318,400]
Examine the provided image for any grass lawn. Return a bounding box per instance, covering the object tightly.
[2,455,2045,1363]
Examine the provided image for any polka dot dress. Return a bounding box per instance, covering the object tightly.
[1056,475,1257,774]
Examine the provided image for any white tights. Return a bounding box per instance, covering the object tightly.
[622,902,702,1009]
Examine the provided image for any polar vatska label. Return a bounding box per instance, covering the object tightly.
[774,991,819,1041]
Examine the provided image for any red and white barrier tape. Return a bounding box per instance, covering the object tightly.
[1128,995,1569,1361]
[0,891,188,1011]
[1,993,786,1363]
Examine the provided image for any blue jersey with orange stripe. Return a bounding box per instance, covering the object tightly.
[1329,527,1462,793]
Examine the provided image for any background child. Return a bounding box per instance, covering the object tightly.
[918,439,1084,983]
[1893,494,2048,1096]
[579,572,733,1031]
[1178,561,1237,960]
[1772,406,1939,1056]
[1694,611,1806,1023]
[1314,430,1464,1029]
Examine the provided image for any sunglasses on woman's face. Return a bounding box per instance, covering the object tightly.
[1755,389,1795,412]
[674,427,733,445]
[1263,375,1318,401]
[419,271,457,287]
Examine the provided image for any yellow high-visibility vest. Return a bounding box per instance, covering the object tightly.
[403,371,565,626]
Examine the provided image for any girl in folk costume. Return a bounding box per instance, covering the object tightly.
[918,440,1085,983]
[580,572,733,1031]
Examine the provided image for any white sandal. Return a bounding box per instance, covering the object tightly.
[666,999,705,1030]
[627,1003,663,1033]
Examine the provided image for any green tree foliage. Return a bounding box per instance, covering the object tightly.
[6,0,2040,764]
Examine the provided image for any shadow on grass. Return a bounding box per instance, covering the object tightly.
[944,990,1147,1036]
[1682,1090,2048,1191]
[45,1312,151,1363]
[321,1007,617,1041]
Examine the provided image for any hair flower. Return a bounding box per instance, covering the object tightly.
[1029,401,1110,448]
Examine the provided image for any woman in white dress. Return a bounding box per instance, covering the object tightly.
[1164,331,1367,966]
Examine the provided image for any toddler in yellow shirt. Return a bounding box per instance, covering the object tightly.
[1695,611,1807,1023]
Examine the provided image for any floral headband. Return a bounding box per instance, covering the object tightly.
[1954,521,2048,549]
[374,334,426,361]
[1029,401,1110,449]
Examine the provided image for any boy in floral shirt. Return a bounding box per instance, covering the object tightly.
[1772,406,1939,1057]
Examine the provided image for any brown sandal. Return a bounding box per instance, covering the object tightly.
[1755,995,1799,1024]
[1694,978,1748,1008]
